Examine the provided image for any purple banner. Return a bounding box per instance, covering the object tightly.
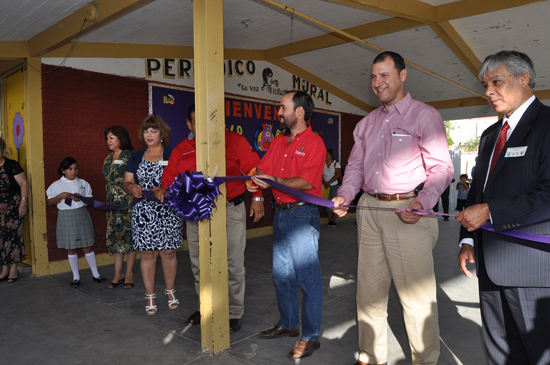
[150,84,340,160]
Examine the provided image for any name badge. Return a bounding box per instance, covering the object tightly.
[505,146,528,158]
[159,160,168,166]
[113,159,123,165]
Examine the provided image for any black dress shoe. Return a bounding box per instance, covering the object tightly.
[288,339,320,359]
[92,275,106,283]
[229,318,241,332]
[70,279,81,286]
[259,324,299,339]
[186,310,201,325]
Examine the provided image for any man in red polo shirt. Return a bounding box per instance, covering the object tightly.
[156,105,264,333]
[247,91,326,360]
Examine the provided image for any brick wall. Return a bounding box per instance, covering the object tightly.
[42,65,148,262]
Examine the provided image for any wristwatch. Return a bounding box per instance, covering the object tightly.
[252,197,264,202]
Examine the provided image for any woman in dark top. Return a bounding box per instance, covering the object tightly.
[124,115,183,315]
[0,137,29,283]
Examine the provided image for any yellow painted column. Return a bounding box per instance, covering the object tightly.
[193,0,230,353]
[25,58,49,276]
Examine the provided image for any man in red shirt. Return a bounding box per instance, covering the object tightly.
[247,91,326,360]
[156,105,264,332]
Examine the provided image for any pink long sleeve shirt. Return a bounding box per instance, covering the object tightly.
[338,93,454,210]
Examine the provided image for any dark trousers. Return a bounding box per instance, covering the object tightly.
[432,185,450,214]
[478,259,550,365]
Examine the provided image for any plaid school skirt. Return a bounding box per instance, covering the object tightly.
[56,207,95,249]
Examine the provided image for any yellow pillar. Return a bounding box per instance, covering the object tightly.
[25,58,49,276]
[193,0,230,353]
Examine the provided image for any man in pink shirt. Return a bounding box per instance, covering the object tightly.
[333,51,453,365]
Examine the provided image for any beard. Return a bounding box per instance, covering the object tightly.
[280,113,298,131]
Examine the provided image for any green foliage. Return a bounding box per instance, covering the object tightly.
[464,136,480,151]
[444,120,455,146]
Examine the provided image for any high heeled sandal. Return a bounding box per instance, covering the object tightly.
[164,288,179,310]
[145,293,157,316]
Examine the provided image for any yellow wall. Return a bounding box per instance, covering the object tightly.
[4,70,31,265]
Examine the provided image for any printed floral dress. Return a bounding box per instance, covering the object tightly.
[0,158,27,265]
[102,149,134,254]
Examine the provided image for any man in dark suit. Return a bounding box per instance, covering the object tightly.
[457,50,550,364]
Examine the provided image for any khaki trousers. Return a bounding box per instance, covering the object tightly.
[186,201,247,319]
[356,193,440,365]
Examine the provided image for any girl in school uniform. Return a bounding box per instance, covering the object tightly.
[46,157,105,286]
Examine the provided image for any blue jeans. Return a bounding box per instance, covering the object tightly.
[272,204,322,341]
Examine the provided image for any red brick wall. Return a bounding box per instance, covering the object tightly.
[42,65,148,262]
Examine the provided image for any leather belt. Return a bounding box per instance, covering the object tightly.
[275,201,313,210]
[368,191,416,201]
[227,193,245,206]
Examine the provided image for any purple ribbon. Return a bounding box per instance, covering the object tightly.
[64,195,126,211]
[164,171,220,222]
[63,173,550,244]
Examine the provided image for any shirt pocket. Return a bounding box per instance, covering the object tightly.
[390,134,413,161]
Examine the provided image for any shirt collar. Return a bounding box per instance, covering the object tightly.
[383,92,412,115]
[287,125,312,141]
[503,95,536,133]
[61,176,77,183]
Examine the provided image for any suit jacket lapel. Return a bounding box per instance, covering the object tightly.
[486,99,541,186]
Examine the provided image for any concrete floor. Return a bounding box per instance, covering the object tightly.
[1,215,486,364]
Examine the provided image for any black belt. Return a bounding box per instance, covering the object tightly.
[227,193,245,206]
[274,201,313,210]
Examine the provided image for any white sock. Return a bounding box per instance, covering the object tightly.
[85,251,101,278]
[68,254,80,281]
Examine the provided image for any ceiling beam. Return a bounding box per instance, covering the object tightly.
[0,42,29,58]
[328,0,436,22]
[429,21,481,77]
[265,18,422,60]
[426,96,487,110]
[259,0,484,98]
[426,88,550,110]
[27,0,155,57]
[270,58,373,113]
[43,43,267,61]
[436,0,547,21]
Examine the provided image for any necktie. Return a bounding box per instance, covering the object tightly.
[489,121,509,177]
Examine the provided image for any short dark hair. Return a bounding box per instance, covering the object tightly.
[460,174,468,179]
[58,157,77,176]
[104,125,133,151]
[373,51,406,73]
[138,114,171,146]
[187,104,195,122]
[479,50,536,89]
[0,137,6,155]
[285,90,315,121]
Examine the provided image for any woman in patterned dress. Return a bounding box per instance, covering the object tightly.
[124,115,183,315]
[103,126,135,289]
[0,137,29,283]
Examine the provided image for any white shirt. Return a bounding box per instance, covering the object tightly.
[46,176,93,210]
[460,95,536,247]
[323,160,341,186]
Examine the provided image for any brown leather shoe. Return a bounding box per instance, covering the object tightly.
[258,324,299,339]
[354,361,385,365]
[186,310,201,325]
[229,318,241,332]
[287,339,320,359]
